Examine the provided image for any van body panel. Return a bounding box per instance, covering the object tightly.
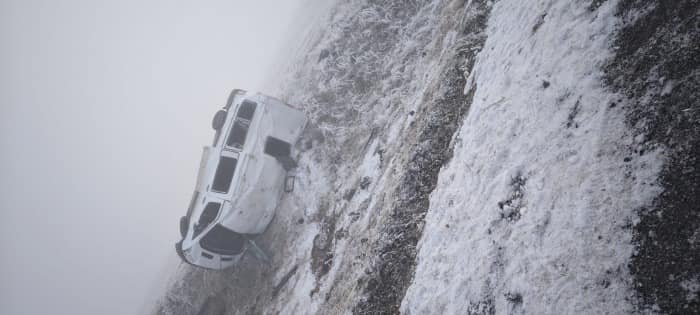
[176,89,306,269]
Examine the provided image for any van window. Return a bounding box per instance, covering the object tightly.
[225,120,249,149]
[224,100,256,149]
[212,156,237,193]
[193,202,220,237]
[264,136,291,157]
[200,224,246,255]
[237,100,257,120]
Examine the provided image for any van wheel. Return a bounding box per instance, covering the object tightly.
[212,110,227,130]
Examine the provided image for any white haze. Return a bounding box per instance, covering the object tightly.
[0,0,306,314]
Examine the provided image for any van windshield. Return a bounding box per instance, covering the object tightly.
[199,224,246,255]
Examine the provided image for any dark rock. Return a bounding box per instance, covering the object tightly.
[318,49,330,62]
[360,176,372,190]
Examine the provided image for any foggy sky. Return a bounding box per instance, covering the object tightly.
[0,0,306,314]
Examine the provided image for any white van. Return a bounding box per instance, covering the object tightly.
[175,89,306,269]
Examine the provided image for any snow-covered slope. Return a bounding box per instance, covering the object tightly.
[402,1,662,314]
[153,1,699,314]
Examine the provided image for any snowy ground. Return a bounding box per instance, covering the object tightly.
[153,0,699,314]
[402,1,663,314]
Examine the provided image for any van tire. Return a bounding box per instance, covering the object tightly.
[212,110,227,130]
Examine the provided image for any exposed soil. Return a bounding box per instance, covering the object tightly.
[353,2,491,313]
[310,198,338,295]
[353,64,471,315]
[604,1,700,313]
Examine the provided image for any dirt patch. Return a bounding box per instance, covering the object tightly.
[354,64,472,315]
[605,0,700,313]
[497,173,527,222]
[352,2,491,313]
[310,198,338,296]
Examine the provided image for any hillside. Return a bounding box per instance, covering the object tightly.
[155,1,699,314]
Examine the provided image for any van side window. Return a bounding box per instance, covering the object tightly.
[211,156,237,193]
[226,120,248,149]
[237,100,256,120]
[224,100,257,149]
[193,202,220,237]
[264,136,291,157]
[199,224,246,255]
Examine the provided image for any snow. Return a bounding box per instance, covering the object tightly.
[402,0,664,314]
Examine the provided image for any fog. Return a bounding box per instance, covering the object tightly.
[0,0,306,314]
